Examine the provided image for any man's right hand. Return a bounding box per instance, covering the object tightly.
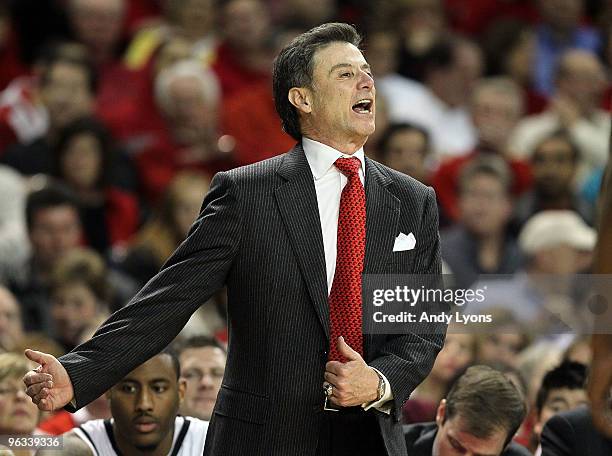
[22,349,74,411]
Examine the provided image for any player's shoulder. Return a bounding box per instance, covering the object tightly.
[76,418,106,435]
[181,416,209,433]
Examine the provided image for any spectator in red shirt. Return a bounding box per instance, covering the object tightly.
[219,28,302,165]
[432,77,532,222]
[211,0,274,98]
[1,44,97,175]
[137,60,234,202]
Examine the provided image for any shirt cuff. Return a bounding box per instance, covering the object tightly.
[362,367,393,414]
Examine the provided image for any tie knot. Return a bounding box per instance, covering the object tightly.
[335,157,361,177]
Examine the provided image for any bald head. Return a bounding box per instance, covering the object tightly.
[0,286,23,352]
[556,50,606,110]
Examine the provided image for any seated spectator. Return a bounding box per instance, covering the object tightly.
[102,35,193,154]
[541,406,612,455]
[175,336,226,420]
[403,326,475,424]
[65,0,126,68]
[219,28,299,167]
[469,210,596,328]
[49,248,111,352]
[432,77,532,223]
[120,172,210,287]
[137,60,233,202]
[52,117,139,254]
[47,349,209,456]
[441,157,522,288]
[533,361,588,455]
[0,353,42,455]
[394,0,447,82]
[211,0,274,98]
[514,131,594,227]
[474,308,531,369]
[509,50,609,183]
[0,287,24,353]
[377,37,481,156]
[1,44,97,176]
[0,166,29,284]
[7,184,82,333]
[518,210,595,276]
[377,123,432,184]
[403,365,530,455]
[442,157,522,288]
[66,0,146,136]
[533,0,601,97]
[482,19,548,115]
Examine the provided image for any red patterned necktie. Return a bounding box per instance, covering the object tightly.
[328,157,366,361]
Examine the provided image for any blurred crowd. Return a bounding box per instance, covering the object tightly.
[0,0,611,454]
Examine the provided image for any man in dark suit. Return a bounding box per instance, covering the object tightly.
[404,365,530,456]
[22,23,446,455]
[541,407,612,456]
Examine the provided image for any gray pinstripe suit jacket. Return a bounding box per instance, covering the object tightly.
[59,144,446,455]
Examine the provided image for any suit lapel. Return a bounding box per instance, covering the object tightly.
[363,158,401,359]
[275,144,330,339]
[364,158,401,274]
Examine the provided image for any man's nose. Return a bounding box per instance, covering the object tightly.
[199,373,215,389]
[357,70,374,90]
[136,389,154,411]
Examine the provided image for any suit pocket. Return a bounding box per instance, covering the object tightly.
[214,385,270,425]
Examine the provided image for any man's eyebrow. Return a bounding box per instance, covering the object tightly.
[329,63,371,74]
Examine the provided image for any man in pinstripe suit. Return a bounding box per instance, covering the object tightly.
[23,23,446,455]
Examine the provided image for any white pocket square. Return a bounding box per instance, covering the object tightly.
[393,232,416,252]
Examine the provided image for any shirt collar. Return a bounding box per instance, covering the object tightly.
[302,137,366,180]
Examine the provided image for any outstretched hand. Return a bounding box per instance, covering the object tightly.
[22,349,74,411]
[324,337,379,407]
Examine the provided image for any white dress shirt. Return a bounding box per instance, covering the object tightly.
[302,137,393,413]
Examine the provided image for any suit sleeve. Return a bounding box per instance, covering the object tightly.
[60,171,242,411]
[541,413,576,456]
[368,186,447,420]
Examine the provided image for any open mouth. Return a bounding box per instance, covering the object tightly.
[352,99,373,114]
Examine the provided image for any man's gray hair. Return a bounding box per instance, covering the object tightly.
[154,60,221,114]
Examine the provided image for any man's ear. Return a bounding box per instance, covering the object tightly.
[288,87,312,114]
[436,399,447,426]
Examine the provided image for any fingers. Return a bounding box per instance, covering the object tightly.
[23,371,53,387]
[26,380,53,399]
[24,349,52,367]
[323,371,338,386]
[336,336,362,362]
[325,361,345,375]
